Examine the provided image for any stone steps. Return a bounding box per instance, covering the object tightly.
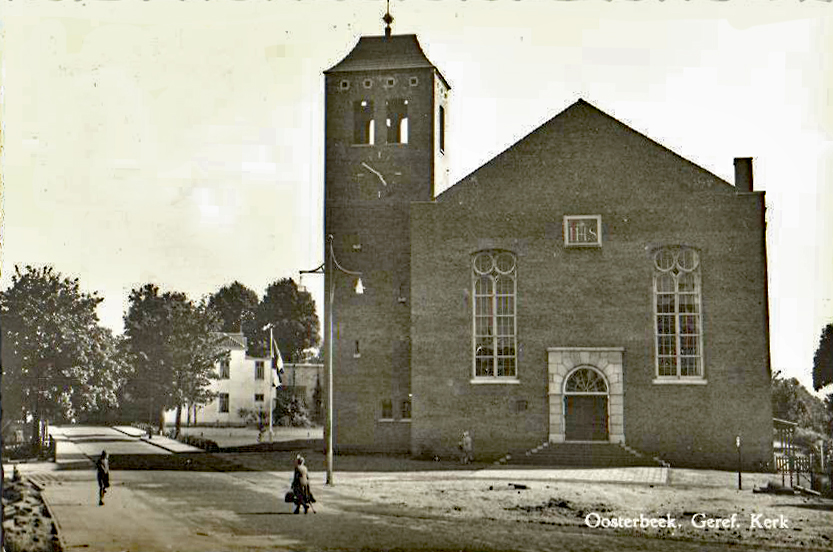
[496,442,667,468]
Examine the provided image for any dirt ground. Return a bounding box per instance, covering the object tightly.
[2,474,59,552]
[7,426,832,551]
[330,469,833,550]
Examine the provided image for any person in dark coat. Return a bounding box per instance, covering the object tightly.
[96,450,110,505]
[291,455,315,514]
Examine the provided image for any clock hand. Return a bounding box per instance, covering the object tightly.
[361,162,387,187]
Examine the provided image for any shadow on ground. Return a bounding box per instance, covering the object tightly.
[219,438,321,453]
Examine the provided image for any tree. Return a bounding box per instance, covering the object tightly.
[813,323,833,391]
[208,281,259,333]
[250,278,320,362]
[123,284,226,435]
[771,373,830,435]
[274,388,313,427]
[0,265,130,446]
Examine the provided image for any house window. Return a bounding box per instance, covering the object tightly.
[472,250,517,379]
[386,99,408,144]
[381,399,393,420]
[219,360,230,379]
[653,247,704,379]
[254,393,264,402]
[401,399,411,419]
[219,393,229,413]
[255,361,264,380]
[439,105,445,153]
[353,100,375,145]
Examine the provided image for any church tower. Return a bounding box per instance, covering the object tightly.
[323,13,449,453]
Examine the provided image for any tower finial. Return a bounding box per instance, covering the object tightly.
[383,0,393,38]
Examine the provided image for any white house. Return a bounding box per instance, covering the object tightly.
[164,332,278,426]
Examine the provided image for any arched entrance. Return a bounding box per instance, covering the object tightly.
[563,366,609,441]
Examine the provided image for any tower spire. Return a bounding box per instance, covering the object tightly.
[383,0,394,38]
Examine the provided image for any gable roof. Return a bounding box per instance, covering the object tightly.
[325,34,450,89]
[213,332,247,350]
[437,99,737,202]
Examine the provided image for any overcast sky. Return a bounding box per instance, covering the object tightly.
[1,1,831,392]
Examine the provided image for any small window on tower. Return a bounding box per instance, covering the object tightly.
[339,79,350,91]
[385,77,396,88]
[409,76,419,87]
[381,399,393,420]
[386,99,408,145]
[353,100,375,145]
[439,105,446,154]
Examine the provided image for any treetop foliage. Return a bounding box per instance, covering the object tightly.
[771,372,830,440]
[813,323,833,391]
[0,265,130,431]
[122,283,227,430]
[250,278,320,362]
[207,281,259,333]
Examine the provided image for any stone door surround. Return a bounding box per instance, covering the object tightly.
[547,347,624,444]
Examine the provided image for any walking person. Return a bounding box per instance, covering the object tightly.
[458,430,473,465]
[95,450,110,505]
[291,454,315,514]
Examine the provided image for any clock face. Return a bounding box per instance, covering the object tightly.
[355,153,398,200]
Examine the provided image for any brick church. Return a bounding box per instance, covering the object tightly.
[322,20,773,469]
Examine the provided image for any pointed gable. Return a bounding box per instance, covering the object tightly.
[437,99,735,205]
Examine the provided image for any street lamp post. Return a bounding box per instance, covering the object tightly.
[301,234,363,486]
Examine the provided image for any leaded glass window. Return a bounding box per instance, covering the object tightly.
[653,247,703,378]
[564,367,608,393]
[472,250,517,379]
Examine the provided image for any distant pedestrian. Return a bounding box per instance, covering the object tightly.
[96,450,110,505]
[291,455,315,514]
[458,431,473,465]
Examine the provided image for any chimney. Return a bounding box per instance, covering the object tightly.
[734,157,754,192]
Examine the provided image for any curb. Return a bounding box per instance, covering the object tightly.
[109,426,185,454]
[29,478,67,552]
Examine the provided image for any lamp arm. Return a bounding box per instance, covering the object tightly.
[327,236,362,277]
[299,262,325,276]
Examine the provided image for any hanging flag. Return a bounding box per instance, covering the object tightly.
[270,335,284,387]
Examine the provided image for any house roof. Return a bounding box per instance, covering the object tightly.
[213,332,247,350]
[325,34,449,89]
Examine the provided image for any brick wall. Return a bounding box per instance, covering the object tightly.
[410,101,773,469]
[324,66,446,453]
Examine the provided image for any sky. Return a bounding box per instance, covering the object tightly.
[1,1,831,393]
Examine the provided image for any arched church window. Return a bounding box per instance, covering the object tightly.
[653,246,704,379]
[472,250,517,380]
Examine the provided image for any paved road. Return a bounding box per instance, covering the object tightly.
[35,426,766,552]
[50,425,173,457]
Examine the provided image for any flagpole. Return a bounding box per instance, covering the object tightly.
[264,323,275,441]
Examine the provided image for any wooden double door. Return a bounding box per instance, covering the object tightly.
[564,395,609,441]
